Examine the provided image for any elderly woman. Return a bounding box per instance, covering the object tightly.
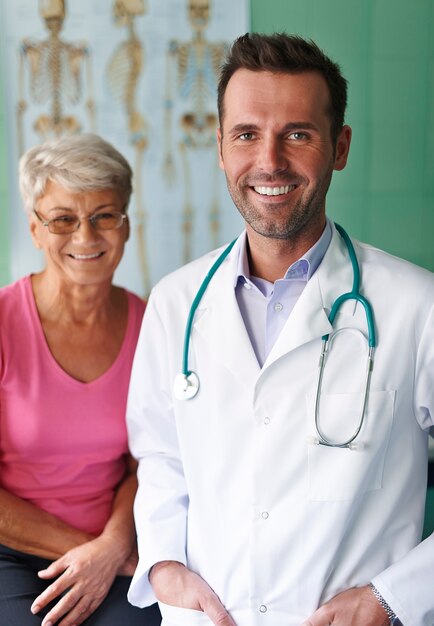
[0,134,160,626]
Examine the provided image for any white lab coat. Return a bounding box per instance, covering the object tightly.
[127,224,434,626]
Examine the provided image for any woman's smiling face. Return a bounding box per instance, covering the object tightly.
[30,180,129,288]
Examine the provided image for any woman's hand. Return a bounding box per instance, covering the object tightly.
[30,535,131,626]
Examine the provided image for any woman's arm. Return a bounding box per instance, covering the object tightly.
[31,455,139,626]
[97,454,139,575]
[0,487,94,559]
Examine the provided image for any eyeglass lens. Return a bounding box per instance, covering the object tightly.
[47,213,125,234]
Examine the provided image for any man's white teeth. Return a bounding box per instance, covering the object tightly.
[254,185,295,196]
[71,253,102,260]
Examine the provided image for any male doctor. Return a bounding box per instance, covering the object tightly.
[127,33,434,626]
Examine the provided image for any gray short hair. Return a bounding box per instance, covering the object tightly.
[19,133,133,214]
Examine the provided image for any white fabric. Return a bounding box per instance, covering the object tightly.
[127,223,434,626]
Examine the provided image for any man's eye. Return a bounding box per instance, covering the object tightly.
[239,132,255,141]
[289,132,307,141]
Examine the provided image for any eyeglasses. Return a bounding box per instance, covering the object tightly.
[33,209,127,235]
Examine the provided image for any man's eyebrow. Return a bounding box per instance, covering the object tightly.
[228,123,260,135]
[282,122,319,132]
[227,121,319,135]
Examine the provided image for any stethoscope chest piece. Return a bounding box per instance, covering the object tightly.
[173,371,200,401]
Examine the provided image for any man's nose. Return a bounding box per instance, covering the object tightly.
[257,136,288,174]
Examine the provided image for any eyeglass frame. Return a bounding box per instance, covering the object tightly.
[33,209,128,235]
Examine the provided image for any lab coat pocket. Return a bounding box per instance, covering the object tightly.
[159,602,213,626]
[306,390,395,501]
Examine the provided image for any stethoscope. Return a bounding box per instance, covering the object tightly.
[173,224,376,450]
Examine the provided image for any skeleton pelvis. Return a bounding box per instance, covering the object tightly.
[33,114,81,139]
[180,112,217,148]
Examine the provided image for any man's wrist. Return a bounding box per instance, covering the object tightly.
[149,560,184,583]
[368,583,398,625]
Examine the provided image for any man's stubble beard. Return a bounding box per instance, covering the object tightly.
[225,165,334,243]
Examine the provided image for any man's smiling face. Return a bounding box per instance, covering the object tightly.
[217,69,350,244]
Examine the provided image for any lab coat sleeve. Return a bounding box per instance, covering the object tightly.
[372,302,434,626]
[126,291,188,608]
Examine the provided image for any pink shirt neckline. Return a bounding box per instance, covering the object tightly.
[25,275,134,389]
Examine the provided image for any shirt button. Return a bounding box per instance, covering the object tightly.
[274,302,283,312]
[264,416,271,425]
[243,281,252,289]
[261,511,269,519]
[259,605,267,613]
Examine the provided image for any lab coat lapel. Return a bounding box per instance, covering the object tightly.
[263,224,354,370]
[194,239,261,387]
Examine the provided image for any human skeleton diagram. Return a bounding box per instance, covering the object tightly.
[106,0,150,296]
[17,0,95,155]
[164,0,228,264]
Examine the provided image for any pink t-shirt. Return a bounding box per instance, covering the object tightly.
[0,276,145,535]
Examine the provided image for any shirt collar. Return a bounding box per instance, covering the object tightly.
[235,219,332,288]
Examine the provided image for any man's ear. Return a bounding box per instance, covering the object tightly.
[216,127,224,170]
[333,124,352,171]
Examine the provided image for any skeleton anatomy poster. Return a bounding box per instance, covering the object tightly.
[1,0,248,296]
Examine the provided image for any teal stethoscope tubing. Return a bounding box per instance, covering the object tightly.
[181,237,237,377]
[172,237,237,400]
[175,223,376,450]
[327,223,375,346]
[313,223,376,449]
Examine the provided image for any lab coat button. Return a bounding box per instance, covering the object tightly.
[264,416,271,425]
[259,605,267,613]
[261,511,269,519]
[274,302,283,312]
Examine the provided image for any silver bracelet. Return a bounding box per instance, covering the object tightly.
[368,583,397,624]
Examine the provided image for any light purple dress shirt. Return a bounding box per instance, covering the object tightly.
[235,220,332,367]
